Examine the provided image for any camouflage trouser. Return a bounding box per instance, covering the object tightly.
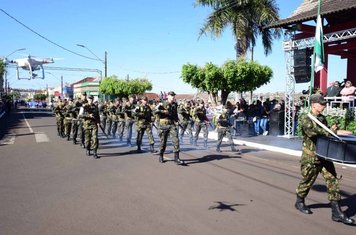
[72,119,80,141]
[106,117,113,135]
[180,120,193,139]
[136,125,155,146]
[194,122,209,142]
[159,123,180,154]
[84,121,98,150]
[126,119,135,144]
[56,116,64,136]
[216,127,234,148]
[101,115,107,132]
[296,152,340,201]
[63,117,73,137]
[117,120,125,139]
[111,121,118,137]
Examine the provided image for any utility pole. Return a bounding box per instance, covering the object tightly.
[104,51,108,78]
[61,76,63,98]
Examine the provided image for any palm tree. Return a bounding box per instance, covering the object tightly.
[196,0,281,59]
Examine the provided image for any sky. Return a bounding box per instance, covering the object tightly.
[0,0,347,94]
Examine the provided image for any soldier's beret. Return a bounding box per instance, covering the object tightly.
[88,95,94,100]
[82,92,87,96]
[168,91,176,96]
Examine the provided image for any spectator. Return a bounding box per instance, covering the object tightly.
[340,81,356,96]
[326,81,342,97]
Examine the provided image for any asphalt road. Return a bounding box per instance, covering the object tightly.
[1,109,356,235]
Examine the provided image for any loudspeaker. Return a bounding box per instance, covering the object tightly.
[294,48,313,83]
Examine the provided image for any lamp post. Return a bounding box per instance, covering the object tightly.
[2,48,26,94]
[76,44,107,78]
[46,72,63,99]
[6,48,26,58]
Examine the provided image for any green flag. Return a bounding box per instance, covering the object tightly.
[314,0,324,73]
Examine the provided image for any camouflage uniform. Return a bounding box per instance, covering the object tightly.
[296,112,340,201]
[99,101,108,132]
[116,102,126,141]
[71,98,82,144]
[216,111,237,152]
[63,100,75,141]
[106,101,114,136]
[124,101,136,146]
[178,102,194,144]
[135,102,155,152]
[82,99,100,158]
[54,101,65,137]
[155,93,183,164]
[193,104,209,148]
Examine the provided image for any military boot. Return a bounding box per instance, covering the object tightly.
[73,138,77,145]
[93,149,99,159]
[216,145,222,152]
[137,145,142,153]
[295,195,313,214]
[150,144,155,153]
[203,140,208,149]
[331,201,355,224]
[86,149,91,156]
[174,152,184,165]
[67,134,70,141]
[159,153,164,163]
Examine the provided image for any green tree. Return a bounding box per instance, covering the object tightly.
[196,0,280,59]
[33,93,47,101]
[99,75,152,98]
[182,59,273,104]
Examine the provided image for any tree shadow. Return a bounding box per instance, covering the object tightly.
[208,201,246,212]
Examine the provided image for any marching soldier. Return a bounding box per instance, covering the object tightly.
[82,95,100,158]
[99,100,108,133]
[216,105,239,153]
[54,99,65,137]
[106,100,114,136]
[71,97,82,145]
[79,92,88,148]
[295,94,354,224]
[155,91,183,165]
[178,100,194,144]
[192,100,209,148]
[63,99,74,141]
[135,96,155,153]
[110,99,121,139]
[123,95,136,146]
[116,98,126,141]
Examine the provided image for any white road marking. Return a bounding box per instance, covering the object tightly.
[35,132,50,143]
[21,112,50,143]
[22,113,34,133]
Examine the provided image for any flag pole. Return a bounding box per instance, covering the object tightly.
[308,0,323,109]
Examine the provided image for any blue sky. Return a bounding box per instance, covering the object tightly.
[0,0,346,94]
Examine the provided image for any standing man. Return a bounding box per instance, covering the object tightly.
[135,96,155,153]
[79,92,88,148]
[295,94,354,224]
[116,98,126,142]
[216,105,239,153]
[82,95,100,158]
[124,95,136,146]
[193,100,209,148]
[54,99,65,137]
[155,91,183,165]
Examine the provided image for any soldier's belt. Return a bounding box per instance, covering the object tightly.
[159,119,174,125]
[302,147,316,156]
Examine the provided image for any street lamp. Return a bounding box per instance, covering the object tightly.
[76,44,107,78]
[6,48,26,58]
[46,72,63,99]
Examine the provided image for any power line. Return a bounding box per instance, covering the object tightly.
[0,8,99,61]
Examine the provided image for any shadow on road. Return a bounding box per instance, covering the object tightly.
[208,201,246,212]
[183,154,241,165]
[310,184,356,218]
